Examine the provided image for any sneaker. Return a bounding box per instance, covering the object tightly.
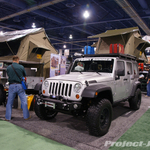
[24,116,31,120]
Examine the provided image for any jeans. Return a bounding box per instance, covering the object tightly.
[147,81,150,96]
[5,84,29,120]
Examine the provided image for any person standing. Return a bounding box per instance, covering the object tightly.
[145,66,150,97]
[75,62,84,71]
[5,55,30,120]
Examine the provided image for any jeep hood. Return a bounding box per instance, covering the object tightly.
[47,73,113,84]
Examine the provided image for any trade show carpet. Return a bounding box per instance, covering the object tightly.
[108,108,150,150]
[0,119,75,150]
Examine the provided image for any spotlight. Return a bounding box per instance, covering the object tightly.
[32,23,36,28]
[69,34,73,39]
[83,10,90,18]
[63,45,66,48]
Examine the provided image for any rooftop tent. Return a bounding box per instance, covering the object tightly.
[89,27,150,62]
[0,28,57,78]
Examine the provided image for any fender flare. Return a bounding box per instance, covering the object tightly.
[130,81,141,97]
[25,83,42,95]
[34,83,42,95]
[81,84,112,98]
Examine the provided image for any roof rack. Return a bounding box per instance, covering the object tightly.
[82,53,136,61]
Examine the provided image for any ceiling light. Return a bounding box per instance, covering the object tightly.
[69,34,73,39]
[63,45,66,48]
[83,10,90,18]
[13,17,20,22]
[32,22,36,28]
[66,0,75,8]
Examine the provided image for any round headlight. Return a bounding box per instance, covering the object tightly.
[74,83,82,93]
[44,80,49,87]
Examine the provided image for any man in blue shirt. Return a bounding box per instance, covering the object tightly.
[5,55,30,120]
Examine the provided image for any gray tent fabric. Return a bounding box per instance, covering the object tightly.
[0,28,57,78]
[0,28,43,42]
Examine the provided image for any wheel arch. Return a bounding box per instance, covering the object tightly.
[97,90,113,104]
[130,81,141,97]
[81,84,113,104]
[34,83,42,95]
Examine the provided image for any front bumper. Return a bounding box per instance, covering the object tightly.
[35,95,82,111]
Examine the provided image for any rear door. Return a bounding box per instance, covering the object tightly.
[114,61,126,101]
[124,61,133,98]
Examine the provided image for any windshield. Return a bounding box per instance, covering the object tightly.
[71,58,114,73]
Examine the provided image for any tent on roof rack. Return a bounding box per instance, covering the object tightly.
[89,27,150,63]
[0,28,57,78]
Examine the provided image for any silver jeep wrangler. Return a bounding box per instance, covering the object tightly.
[34,53,141,136]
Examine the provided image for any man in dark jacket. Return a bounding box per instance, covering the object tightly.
[5,55,30,120]
[145,66,150,97]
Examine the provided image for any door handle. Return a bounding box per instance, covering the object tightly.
[124,78,128,81]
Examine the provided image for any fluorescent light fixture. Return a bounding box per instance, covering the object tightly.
[83,10,90,18]
[69,34,73,39]
[32,22,36,28]
[0,31,4,35]
[63,45,66,48]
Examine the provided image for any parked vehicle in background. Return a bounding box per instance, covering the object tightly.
[0,60,44,105]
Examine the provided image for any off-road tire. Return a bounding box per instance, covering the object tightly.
[34,99,58,120]
[129,88,141,110]
[86,99,112,136]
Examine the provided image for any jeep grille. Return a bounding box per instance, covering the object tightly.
[49,82,72,97]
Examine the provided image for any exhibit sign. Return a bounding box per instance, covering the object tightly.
[50,53,66,77]
[37,54,42,59]
[60,56,66,75]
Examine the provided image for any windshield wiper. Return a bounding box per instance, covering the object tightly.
[96,71,101,75]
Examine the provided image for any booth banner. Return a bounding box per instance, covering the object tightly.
[50,54,67,77]
[50,53,60,77]
[60,56,66,75]
[64,49,69,56]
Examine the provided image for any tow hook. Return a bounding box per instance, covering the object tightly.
[62,103,69,110]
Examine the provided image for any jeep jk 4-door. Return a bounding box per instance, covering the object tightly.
[34,53,141,136]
